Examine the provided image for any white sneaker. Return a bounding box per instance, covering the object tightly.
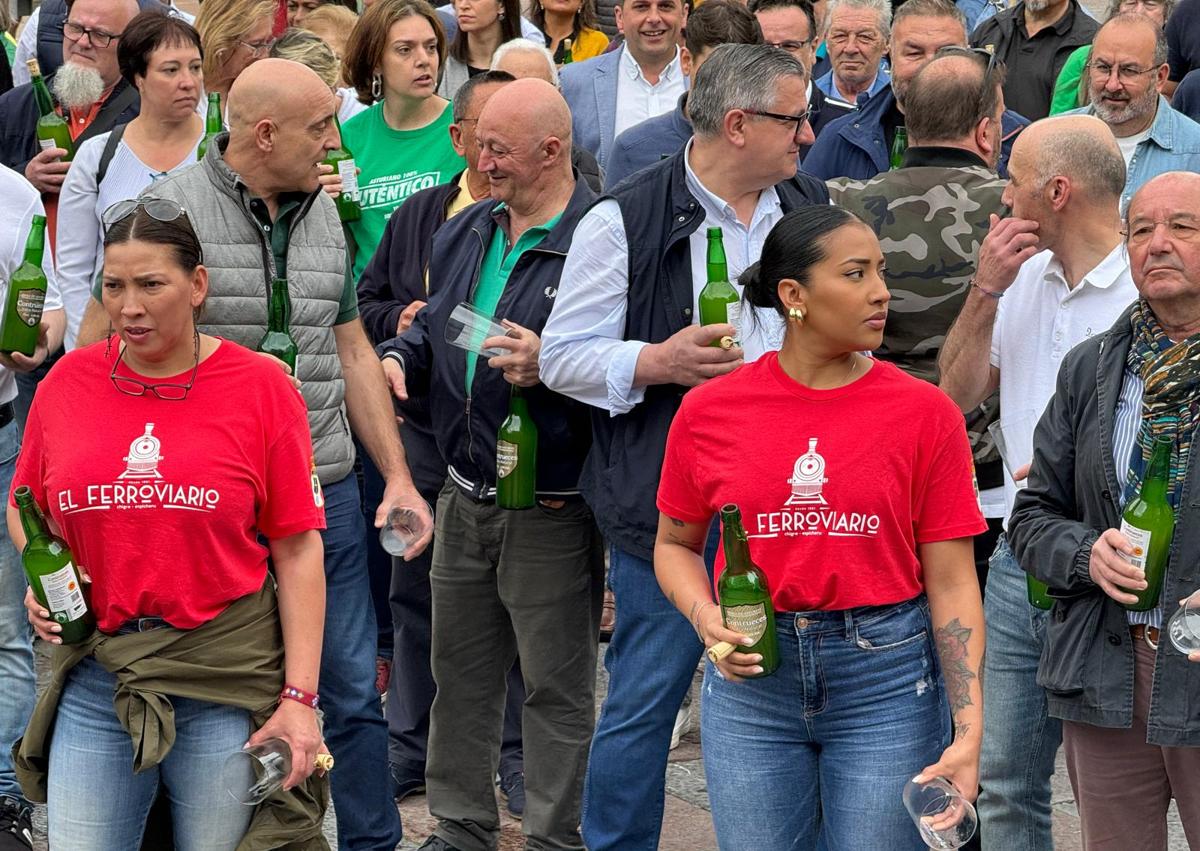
[669,701,692,750]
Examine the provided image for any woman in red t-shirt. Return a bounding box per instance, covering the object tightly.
[9,202,328,848]
[655,206,987,850]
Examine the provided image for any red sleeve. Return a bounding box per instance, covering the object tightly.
[10,396,47,511]
[913,412,988,543]
[656,402,712,524]
[257,403,327,540]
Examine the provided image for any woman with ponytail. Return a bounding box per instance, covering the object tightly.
[653,205,988,849]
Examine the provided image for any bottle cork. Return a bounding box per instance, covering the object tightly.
[706,641,736,663]
[26,58,40,76]
[314,753,335,772]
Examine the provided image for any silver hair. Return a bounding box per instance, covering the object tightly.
[52,62,105,109]
[688,43,807,138]
[1031,118,1127,202]
[825,0,892,38]
[490,38,559,87]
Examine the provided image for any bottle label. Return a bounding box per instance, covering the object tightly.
[40,562,88,623]
[337,158,359,199]
[723,602,768,643]
[16,289,45,327]
[1119,520,1151,571]
[38,136,55,151]
[725,301,742,339]
[497,440,518,478]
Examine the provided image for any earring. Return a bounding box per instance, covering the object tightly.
[371,73,382,100]
[788,307,805,323]
[498,9,506,18]
[105,327,115,357]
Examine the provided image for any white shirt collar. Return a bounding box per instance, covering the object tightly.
[1043,242,1130,293]
[620,44,682,83]
[682,139,781,228]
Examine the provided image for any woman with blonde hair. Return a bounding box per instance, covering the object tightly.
[340,0,463,280]
[304,2,360,77]
[270,26,366,121]
[195,0,277,104]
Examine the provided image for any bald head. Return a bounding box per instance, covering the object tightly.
[478,78,572,149]
[227,58,334,129]
[1012,114,1125,202]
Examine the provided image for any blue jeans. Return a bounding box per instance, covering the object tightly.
[47,656,253,849]
[0,419,34,807]
[319,474,402,849]
[978,535,1061,851]
[701,598,949,851]
[581,527,717,851]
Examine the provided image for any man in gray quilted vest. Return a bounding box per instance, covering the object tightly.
[77,58,428,850]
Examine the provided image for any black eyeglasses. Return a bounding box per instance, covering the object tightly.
[766,39,814,54]
[110,333,200,401]
[63,21,122,48]
[744,106,818,136]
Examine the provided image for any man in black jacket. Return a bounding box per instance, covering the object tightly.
[378,79,603,851]
[0,0,140,194]
[357,69,531,814]
[540,43,829,851]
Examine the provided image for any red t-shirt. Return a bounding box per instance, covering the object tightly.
[12,339,326,633]
[657,353,986,612]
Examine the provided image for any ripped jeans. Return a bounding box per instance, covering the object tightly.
[700,596,950,851]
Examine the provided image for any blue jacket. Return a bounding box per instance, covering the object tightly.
[803,86,1029,180]
[604,93,691,191]
[1067,96,1200,211]
[379,177,598,498]
[581,153,830,560]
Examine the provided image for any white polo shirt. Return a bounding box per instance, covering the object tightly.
[990,242,1137,521]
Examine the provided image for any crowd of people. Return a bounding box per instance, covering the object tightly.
[0,0,1199,848]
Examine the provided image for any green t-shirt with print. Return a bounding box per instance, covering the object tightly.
[341,100,466,281]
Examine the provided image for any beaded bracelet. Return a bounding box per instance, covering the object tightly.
[281,684,320,709]
[971,279,1003,299]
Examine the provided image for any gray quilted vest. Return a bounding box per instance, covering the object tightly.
[143,135,355,484]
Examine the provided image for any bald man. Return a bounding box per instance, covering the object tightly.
[378,78,603,851]
[79,57,429,850]
[939,114,1140,849]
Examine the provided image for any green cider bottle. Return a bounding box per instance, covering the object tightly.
[560,37,574,65]
[1027,576,1053,610]
[14,486,95,644]
[1118,436,1176,612]
[496,386,537,509]
[697,227,741,347]
[890,125,908,170]
[197,92,222,161]
[324,115,362,223]
[257,277,299,375]
[27,58,74,160]
[717,503,779,677]
[0,214,49,357]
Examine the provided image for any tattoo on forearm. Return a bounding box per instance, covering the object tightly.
[934,617,976,737]
[665,532,704,551]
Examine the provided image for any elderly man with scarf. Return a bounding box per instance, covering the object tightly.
[1008,170,1200,849]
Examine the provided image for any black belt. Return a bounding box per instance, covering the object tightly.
[0,402,15,430]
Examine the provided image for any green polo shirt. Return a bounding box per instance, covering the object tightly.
[463,204,563,393]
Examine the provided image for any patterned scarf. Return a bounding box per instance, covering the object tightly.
[1124,299,1200,508]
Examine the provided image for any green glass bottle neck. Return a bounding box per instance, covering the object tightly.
[720,512,752,574]
[1139,439,1173,501]
[23,219,46,268]
[31,76,55,117]
[509,385,528,413]
[15,495,49,546]
[706,238,728,283]
[267,279,291,332]
[205,95,222,132]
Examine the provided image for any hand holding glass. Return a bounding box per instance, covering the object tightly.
[379,499,434,557]
[987,410,1039,485]
[222,738,333,805]
[902,775,978,850]
[445,303,515,357]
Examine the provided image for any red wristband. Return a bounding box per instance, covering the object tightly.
[280,684,320,709]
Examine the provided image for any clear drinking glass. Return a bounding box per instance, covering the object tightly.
[1168,589,1200,655]
[444,302,513,357]
[222,738,291,806]
[902,776,978,850]
[987,409,1039,485]
[379,499,434,557]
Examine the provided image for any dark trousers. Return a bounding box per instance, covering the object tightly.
[427,483,604,851]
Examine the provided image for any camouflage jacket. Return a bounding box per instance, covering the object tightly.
[828,148,1006,490]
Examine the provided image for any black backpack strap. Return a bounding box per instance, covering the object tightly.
[95,123,127,188]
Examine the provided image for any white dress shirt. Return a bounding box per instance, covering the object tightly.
[612,46,687,140]
[541,141,787,415]
[990,242,1137,523]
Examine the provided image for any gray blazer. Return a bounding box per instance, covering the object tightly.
[559,48,622,170]
[1009,302,1200,746]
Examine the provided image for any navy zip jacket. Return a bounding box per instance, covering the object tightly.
[378,176,597,498]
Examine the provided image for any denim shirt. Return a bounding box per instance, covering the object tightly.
[1069,96,1200,211]
[957,0,1003,34]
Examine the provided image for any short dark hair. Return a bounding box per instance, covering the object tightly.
[685,0,763,56]
[117,10,203,87]
[740,206,865,317]
[450,0,522,64]
[748,0,817,44]
[104,205,203,275]
[451,69,515,122]
[343,0,446,105]
[905,47,1006,144]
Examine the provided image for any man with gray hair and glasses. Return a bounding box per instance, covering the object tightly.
[540,42,828,851]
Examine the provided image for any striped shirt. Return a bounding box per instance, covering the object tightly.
[1112,366,1162,630]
